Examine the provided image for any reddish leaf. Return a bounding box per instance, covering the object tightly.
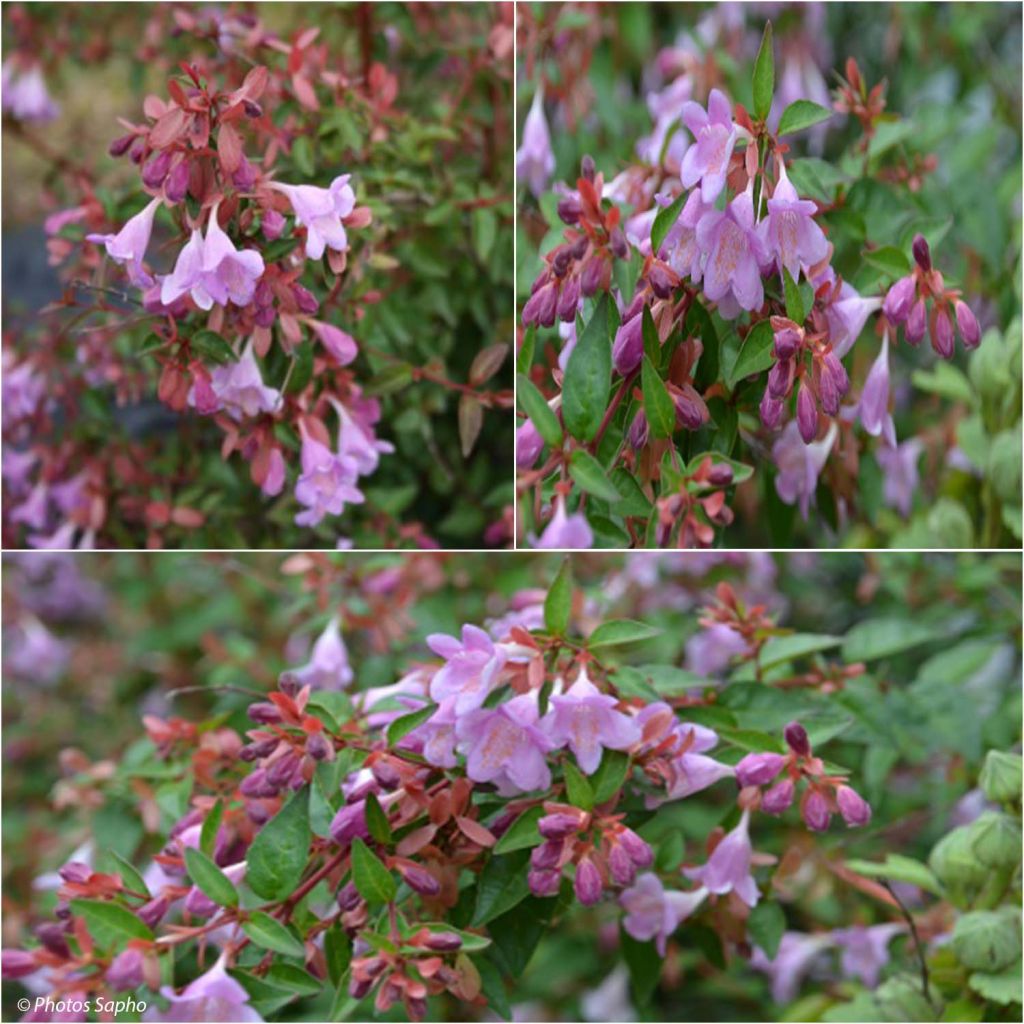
[455,816,496,848]
[149,106,188,148]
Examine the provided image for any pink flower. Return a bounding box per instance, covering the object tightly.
[542,667,641,774]
[148,953,262,1022]
[876,438,921,518]
[292,617,353,689]
[773,421,836,519]
[455,693,555,795]
[516,420,544,469]
[680,89,737,203]
[87,197,162,288]
[410,698,458,769]
[293,435,364,528]
[334,399,393,478]
[762,778,795,815]
[759,159,828,282]
[516,88,555,197]
[802,788,832,831]
[697,185,766,316]
[308,320,358,365]
[831,923,903,988]
[858,333,895,445]
[330,800,370,846]
[427,625,506,713]
[271,175,356,260]
[685,622,748,676]
[261,448,286,497]
[750,931,834,1004]
[1,60,59,122]
[684,809,760,907]
[827,284,882,358]
[619,873,708,955]
[637,77,692,171]
[204,346,281,420]
[663,189,711,281]
[532,496,593,549]
[735,752,786,788]
[651,752,736,807]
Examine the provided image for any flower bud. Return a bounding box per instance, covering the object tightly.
[137,895,169,929]
[330,800,370,846]
[954,300,981,349]
[574,857,603,905]
[59,862,93,884]
[581,155,596,182]
[552,248,572,277]
[141,150,172,189]
[233,156,257,190]
[557,195,582,225]
[819,352,849,416]
[2,949,39,979]
[349,976,374,1000]
[528,868,562,897]
[735,752,786,788]
[108,132,136,157]
[979,750,1022,803]
[618,828,654,868]
[261,208,285,241]
[952,909,1021,972]
[164,160,190,204]
[522,282,558,328]
[796,383,818,443]
[557,276,581,321]
[35,923,70,958]
[707,463,734,488]
[773,327,802,360]
[106,948,144,991]
[539,812,584,840]
[802,789,832,831]
[673,384,709,431]
[767,358,794,399]
[424,931,462,952]
[966,811,1020,869]
[306,732,331,761]
[627,409,649,449]
[761,777,795,815]
[911,233,931,272]
[337,880,362,911]
[905,298,927,345]
[579,253,607,296]
[932,307,954,359]
[836,785,871,827]
[278,671,302,696]
[247,702,283,725]
[608,844,637,886]
[244,100,262,119]
[647,260,676,299]
[759,391,784,430]
[883,275,915,324]
[292,284,319,315]
[370,760,401,790]
[531,840,564,871]
[610,227,628,260]
[267,752,302,787]
[784,721,811,757]
[516,420,544,468]
[240,768,277,798]
[400,863,441,896]
[612,313,644,376]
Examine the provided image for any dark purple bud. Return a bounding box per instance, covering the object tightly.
[579,253,605,296]
[612,313,644,376]
[243,100,262,119]
[538,813,581,840]
[262,208,285,241]
[142,150,173,189]
[349,976,374,1000]
[530,839,564,871]
[608,844,637,886]
[609,227,628,260]
[932,307,954,359]
[129,139,146,164]
[137,895,169,929]
[767,358,793,400]
[423,931,462,952]
[906,297,927,345]
[581,155,596,181]
[247,802,271,825]
[836,785,872,827]
[277,671,301,696]
[35,924,69,958]
[240,768,277,798]
[267,752,301,787]
[106,948,144,991]
[796,383,818,443]
[883,274,915,324]
[248,701,283,725]
[627,409,649,450]
[557,196,582,225]
[330,800,370,846]
[557,276,581,321]
[164,160,190,203]
[337,881,362,911]
[954,301,981,349]
[569,235,589,261]
[761,777,795,815]
[912,233,931,272]
[574,857,603,905]
[551,247,572,277]
[784,721,811,757]
[401,863,441,897]
[233,155,257,190]
[707,464,734,487]
[647,261,675,299]
[292,284,319,315]
[527,867,562,897]
[819,351,849,416]
[59,862,93,884]
[673,385,708,431]
[802,789,832,831]
[773,327,801,360]
[108,133,135,158]
[618,828,654,868]
[2,949,39,979]
[306,732,331,761]
[759,391,784,430]
[522,282,558,328]
[371,760,401,790]
[735,752,786,788]
[408,997,428,1022]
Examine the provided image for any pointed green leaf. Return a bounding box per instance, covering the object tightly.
[350,838,397,904]
[105,850,150,900]
[650,191,688,258]
[184,846,238,909]
[516,374,562,448]
[563,294,612,441]
[243,911,307,959]
[364,793,393,845]
[569,450,621,502]
[642,355,675,439]
[728,320,775,387]
[247,788,311,901]
[591,750,631,805]
[70,899,153,947]
[199,800,224,860]
[386,704,437,746]
[782,267,805,324]
[588,619,661,649]
[752,22,775,121]
[544,558,573,636]
[777,99,833,137]
[563,761,594,810]
[492,806,545,855]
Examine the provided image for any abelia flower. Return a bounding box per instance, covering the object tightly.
[759,159,828,282]
[1,60,59,122]
[271,175,356,260]
[697,185,766,317]
[427,624,507,714]
[330,799,370,846]
[292,617,353,689]
[533,496,593,549]
[620,873,708,955]
[762,777,795,815]
[149,953,263,1022]
[455,693,555,795]
[836,784,872,826]
[206,346,281,421]
[335,400,393,478]
[684,809,760,907]
[516,420,544,469]
[735,752,786,788]
[637,76,692,170]
[802,788,832,831]
[827,285,883,358]
[679,88,737,203]
[309,321,358,365]
[516,89,555,197]
[954,300,981,349]
[858,334,895,446]
[293,435,364,527]
[657,752,736,805]
[574,856,604,905]
[831,923,904,988]
[663,189,710,281]
[87,197,162,288]
[883,274,915,324]
[773,421,837,519]
[542,666,641,774]
[876,438,922,518]
[685,622,748,676]
[612,311,644,376]
[750,931,835,1004]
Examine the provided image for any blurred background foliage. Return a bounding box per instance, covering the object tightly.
[2,550,1020,1020]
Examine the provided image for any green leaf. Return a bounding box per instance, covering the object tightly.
[782,267,805,324]
[350,838,397,904]
[365,362,413,396]
[516,375,563,448]
[247,788,311,901]
[386,704,436,746]
[563,761,595,810]
[476,955,512,1021]
[650,191,688,257]
[472,850,532,925]
[69,899,153,947]
[968,959,1022,1006]
[844,855,944,897]
[757,633,842,669]
[752,22,774,121]
[747,900,786,958]
[263,963,323,997]
[191,329,238,365]
[292,136,315,177]
[285,341,314,395]
[324,922,352,988]
[642,355,675,439]
[184,846,239,909]
[364,793,393,845]
[591,750,630,804]
[243,911,307,959]
[492,806,545,855]
[863,244,912,279]
[620,927,661,1005]
[728,320,775,387]
[544,559,573,636]
[569,450,621,502]
[588,619,661,648]
[199,800,224,860]
[841,619,942,662]
[777,99,833,136]
[563,294,612,441]
[718,727,786,754]
[105,850,150,899]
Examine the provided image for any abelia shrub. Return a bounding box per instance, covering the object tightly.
[515,4,1021,549]
[1,3,514,549]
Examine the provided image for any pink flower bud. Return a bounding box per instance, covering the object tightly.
[612,313,644,376]
[610,227,628,259]
[261,208,285,241]
[906,297,927,345]
[522,282,558,327]
[796,383,818,444]
[142,150,172,189]
[574,857,604,905]
[707,464,734,487]
[137,895,169,929]
[932,307,954,359]
[955,301,980,349]
[773,327,802,360]
[330,800,370,846]
[528,868,562,897]
[59,862,92,884]
[647,260,676,299]
[760,391,784,430]
[557,195,582,224]
[400,863,441,897]
[164,160,190,204]
[883,275,915,324]
[836,785,872,827]
[627,409,650,449]
[247,701,283,725]
[106,948,144,991]
[538,812,583,840]
[531,840,564,871]
[819,351,849,417]
[516,420,544,469]
[767,358,793,399]
[581,155,596,181]
[608,844,637,886]
[673,384,709,431]
[292,284,319,315]
[108,133,135,157]
[912,233,931,272]
[735,752,786,788]
[306,732,331,761]
[618,828,654,868]
[424,932,462,952]
[233,156,257,190]
[337,881,362,910]
[802,789,832,831]
[2,949,39,979]
[784,721,811,757]
[557,276,581,321]
[35,924,69,958]
[761,777,795,815]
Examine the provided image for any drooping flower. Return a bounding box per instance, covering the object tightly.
[1,60,59,122]
[735,752,786,788]
[409,698,458,769]
[580,965,637,1024]
[427,624,507,714]
[684,809,760,907]
[679,88,738,203]
[271,175,356,260]
[532,496,593,550]
[827,284,882,358]
[637,77,692,171]
[330,799,370,847]
[293,435,364,527]
[831,923,904,988]
[308,320,358,365]
[772,421,837,519]
[148,953,263,1022]
[516,88,555,197]
[516,420,544,469]
[684,622,748,676]
[619,873,708,955]
[750,931,835,1004]
[455,693,555,795]
[836,784,872,826]
[759,159,828,282]
[696,185,766,316]
[87,197,162,288]
[662,189,711,281]
[334,399,393,478]
[205,345,281,420]
[876,438,922,518]
[652,752,736,806]
[857,334,895,445]
[292,617,353,689]
[542,666,641,774]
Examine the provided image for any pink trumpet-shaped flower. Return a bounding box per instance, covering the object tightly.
[773,421,836,519]
[293,616,353,689]
[427,624,507,714]
[293,435,364,527]
[684,809,760,907]
[876,438,922,518]
[697,184,766,316]
[205,345,281,420]
[148,952,263,1022]
[858,333,895,446]
[620,873,708,955]
[87,197,162,288]
[272,175,356,260]
[679,88,737,203]
[516,88,555,197]
[532,496,593,549]
[2,60,59,122]
[760,159,828,282]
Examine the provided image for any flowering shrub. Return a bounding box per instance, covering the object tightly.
[515,3,1021,548]
[2,3,514,548]
[3,551,1020,1021]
